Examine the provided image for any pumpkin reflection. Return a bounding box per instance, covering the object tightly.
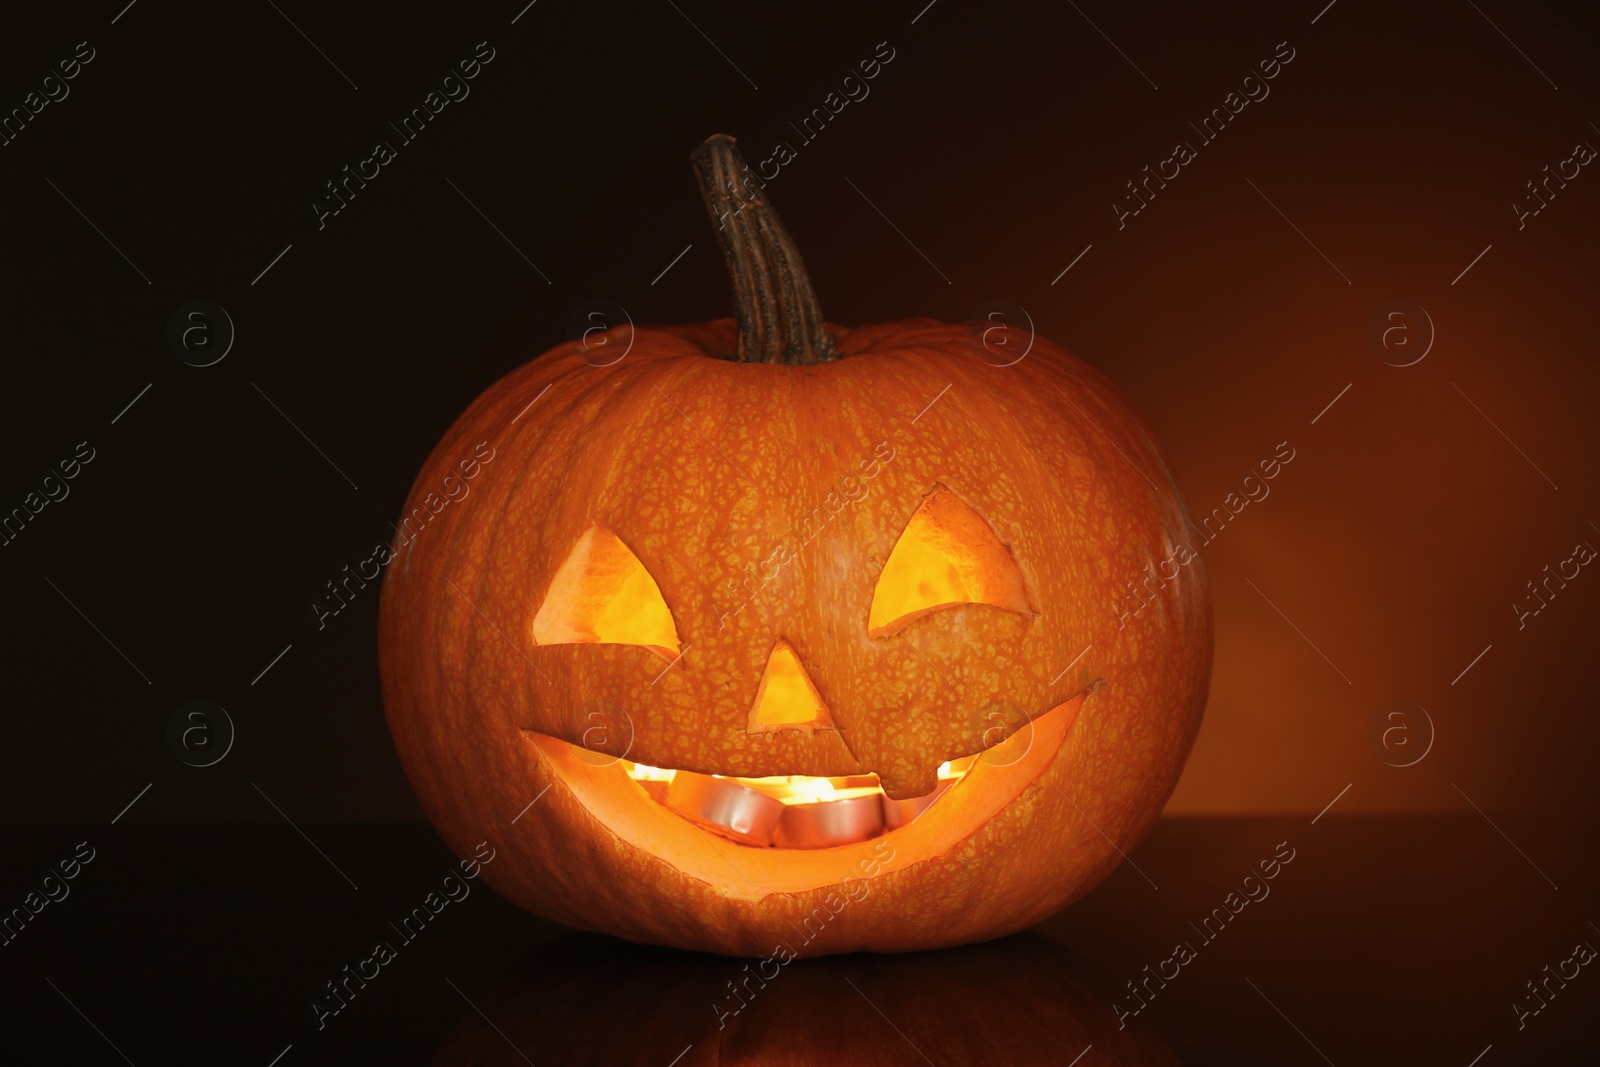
[434,933,1175,1066]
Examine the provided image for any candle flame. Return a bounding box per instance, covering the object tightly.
[939,755,979,780]
[626,757,978,805]
[794,777,836,804]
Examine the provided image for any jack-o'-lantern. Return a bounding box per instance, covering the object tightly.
[378,135,1210,956]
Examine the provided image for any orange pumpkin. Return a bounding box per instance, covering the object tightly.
[379,135,1210,956]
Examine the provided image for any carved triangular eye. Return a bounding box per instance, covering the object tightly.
[532,527,680,658]
[868,486,1032,637]
[748,640,834,734]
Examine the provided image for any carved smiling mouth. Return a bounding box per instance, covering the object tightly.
[528,694,1086,856]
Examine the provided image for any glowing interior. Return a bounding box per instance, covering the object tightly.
[527,694,1086,898]
[748,640,834,732]
[620,754,987,850]
[531,527,680,658]
[624,760,975,799]
[869,486,1032,637]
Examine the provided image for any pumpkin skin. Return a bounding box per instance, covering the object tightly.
[378,137,1210,957]
[432,933,1179,1066]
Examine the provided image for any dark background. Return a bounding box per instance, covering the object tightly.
[2,0,1597,1063]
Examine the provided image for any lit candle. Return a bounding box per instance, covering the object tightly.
[773,788,885,848]
[664,772,785,846]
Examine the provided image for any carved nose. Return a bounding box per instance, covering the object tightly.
[747,640,834,734]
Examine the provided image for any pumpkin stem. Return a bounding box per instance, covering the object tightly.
[692,134,837,365]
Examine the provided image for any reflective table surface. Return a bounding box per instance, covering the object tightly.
[4,815,1594,1064]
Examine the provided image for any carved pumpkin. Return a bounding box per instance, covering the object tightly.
[379,135,1210,956]
[433,933,1178,1065]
